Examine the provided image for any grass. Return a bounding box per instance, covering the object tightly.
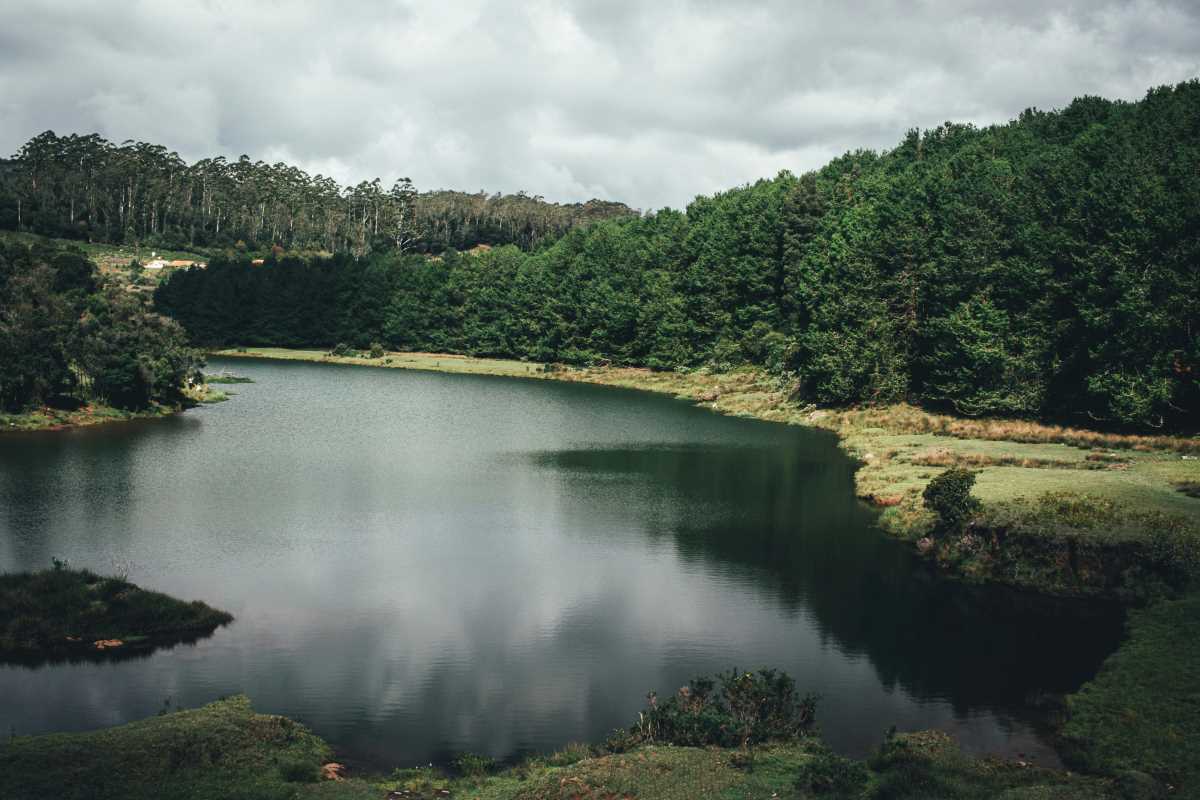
[0,696,330,800]
[0,564,232,663]
[204,372,255,384]
[0,402,176,432]
[0,697,1126,800]
[216,346,554,378]
[1060,594,1200,798]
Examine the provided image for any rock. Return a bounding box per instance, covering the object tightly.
[697,389,720,402]
[320,762,346,781]
[92,639,124,650]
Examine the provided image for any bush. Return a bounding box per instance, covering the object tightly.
[452,753,495,778]
[794,746,869,798]
[922,468,981,534]
[329,342,353,357]
[544,742,595,767]
[277,758,319,783]
[369,341,385,359]
[628,668,817,748]
[602,727,642,753]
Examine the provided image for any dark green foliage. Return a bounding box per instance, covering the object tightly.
[368,341,385,358]
[277,758,320,783]
[0,696,330,800]
[1063,601,1200,795]
[793,744,869,798]
[26,80,1200,431]
[0,240,201,412]
[451,753,496,778]
[0,565,232,660]
[922,468,982,533]
[629,668,817,748]
[864,730,1118,799]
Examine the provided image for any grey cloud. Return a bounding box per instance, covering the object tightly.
[1,0,1197,209]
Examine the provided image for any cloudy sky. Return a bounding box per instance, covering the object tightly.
[1,0,1198,209]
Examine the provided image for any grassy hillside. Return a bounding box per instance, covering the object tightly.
[0,696,1125,800]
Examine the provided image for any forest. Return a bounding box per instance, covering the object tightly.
[152,81,1200,432]
[0,137,635,254]
[0,241,200,412]
[3,82,1197,431]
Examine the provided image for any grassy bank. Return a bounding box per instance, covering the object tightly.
[1,696,1126,800]
[1060,594,1200,794]
[0,402,177,432]
[0,564,232,662]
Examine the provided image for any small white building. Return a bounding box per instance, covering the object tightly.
[145,259,167,270]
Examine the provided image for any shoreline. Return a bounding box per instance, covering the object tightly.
[213,347,1200,571]
[210,347,1200,791]
[0,386,228,435]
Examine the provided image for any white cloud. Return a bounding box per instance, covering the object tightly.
[1,0,1197,208]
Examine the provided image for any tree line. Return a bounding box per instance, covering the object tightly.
[0,134,636,255]
[151,80,1196,431]
[0,241,200,412]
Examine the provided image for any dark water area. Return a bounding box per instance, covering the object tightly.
[0,358,1123,769]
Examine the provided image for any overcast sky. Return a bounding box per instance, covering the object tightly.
[2,1,1198,210]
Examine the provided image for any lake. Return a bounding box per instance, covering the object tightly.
[0,357,1122,768]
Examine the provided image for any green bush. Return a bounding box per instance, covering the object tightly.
[628,668,817,748]
[794,745,869,798]
[544,742,595,767]
[922,468,981,534]
[277,757,319,783]
[602,726,642,753]
[368,341,385,358]
[452,753,495,778]
[329,342,353,357]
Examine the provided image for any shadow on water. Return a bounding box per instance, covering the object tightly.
[530,443,1125,726]
[0,630,224,669]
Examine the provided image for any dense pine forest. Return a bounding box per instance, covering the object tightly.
[0,137,635,254]
[150,82,1200,432]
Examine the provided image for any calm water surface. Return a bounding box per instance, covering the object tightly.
[0,358,1122,767]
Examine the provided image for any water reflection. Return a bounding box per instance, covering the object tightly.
[0,360,1123,768]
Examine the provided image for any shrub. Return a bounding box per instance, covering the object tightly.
[545,742,595,767]
[922,468,981,534]
[602,726,642,753]
[329,342,353,357]
[794,746,869,798]
[629,669,817,748]
[277,757,319,783]
[369,341,385,359]
[452,753,495,778]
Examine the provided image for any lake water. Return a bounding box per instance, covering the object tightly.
[0,357,1123,768]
